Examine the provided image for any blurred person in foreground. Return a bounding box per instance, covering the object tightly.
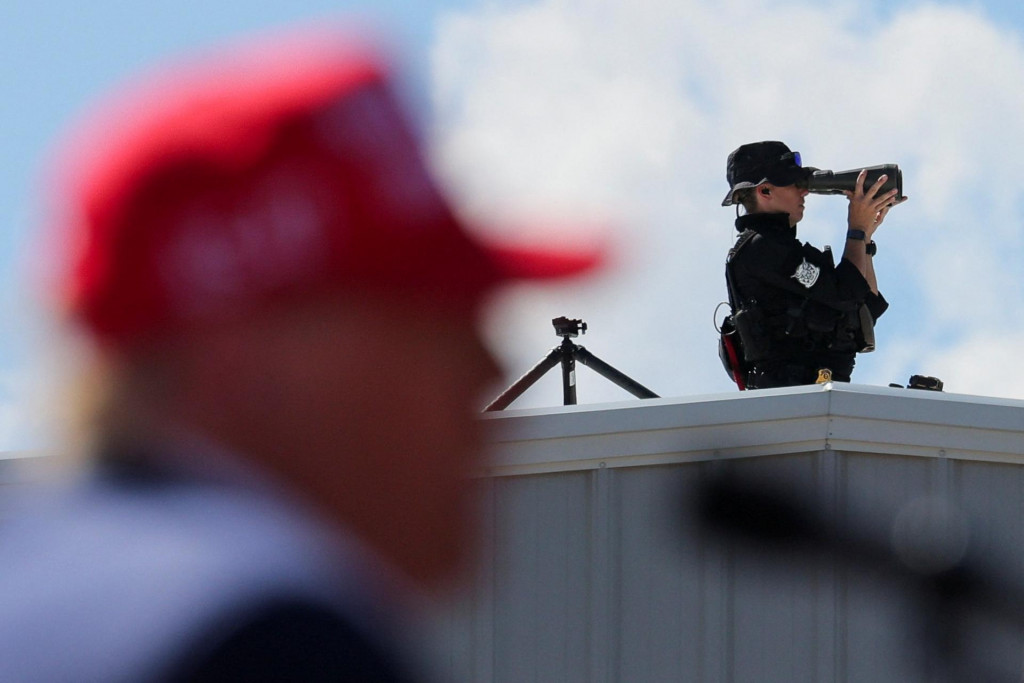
[720,141,907,390]
[2,24,600,682]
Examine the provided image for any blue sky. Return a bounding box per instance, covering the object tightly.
[3,0,1024,449]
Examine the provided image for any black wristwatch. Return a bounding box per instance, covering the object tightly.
[865,240,877,256]
[846,229,867,241]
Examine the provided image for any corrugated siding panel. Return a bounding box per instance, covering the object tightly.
[429,454,1024,681]
[491,472,593,683]
[424,387,1024,682]
[613,465,703,682]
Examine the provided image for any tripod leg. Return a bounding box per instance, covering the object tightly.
[574,347,659,399]
[483,347,562,411]
[561,343,577,406]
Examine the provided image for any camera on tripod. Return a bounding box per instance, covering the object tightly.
[484,316,658,411]
[552,317,587,338]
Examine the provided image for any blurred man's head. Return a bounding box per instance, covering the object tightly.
[44,25,599,588]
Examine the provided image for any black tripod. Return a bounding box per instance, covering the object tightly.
[484,317,659,412]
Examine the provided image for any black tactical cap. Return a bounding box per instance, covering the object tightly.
[721,141,811,206]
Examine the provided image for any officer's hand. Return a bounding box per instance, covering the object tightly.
[871,193,908,231]
[844,169,906,238]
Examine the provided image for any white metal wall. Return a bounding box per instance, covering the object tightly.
[425,385,1024,682]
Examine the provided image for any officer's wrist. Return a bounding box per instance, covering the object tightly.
[846,229,867,241]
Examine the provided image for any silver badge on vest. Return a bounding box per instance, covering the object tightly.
[792,259,820,288]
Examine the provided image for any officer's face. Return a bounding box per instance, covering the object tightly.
[773,184,808,226]
[758,183,808,226]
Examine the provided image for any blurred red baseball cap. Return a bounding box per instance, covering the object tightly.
[46,23,602,347]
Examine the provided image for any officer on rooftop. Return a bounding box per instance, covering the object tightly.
[721,141,907,389]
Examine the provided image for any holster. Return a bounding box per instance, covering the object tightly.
[733,307,772,362]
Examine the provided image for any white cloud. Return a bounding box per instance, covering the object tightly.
[430,0,1024,407]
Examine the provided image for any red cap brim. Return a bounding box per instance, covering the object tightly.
[486,241,605,281]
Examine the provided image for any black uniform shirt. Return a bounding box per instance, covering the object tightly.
[727,212,888,377]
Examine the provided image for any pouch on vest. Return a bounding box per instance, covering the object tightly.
[733,306,772,362]
[856,304,876,352]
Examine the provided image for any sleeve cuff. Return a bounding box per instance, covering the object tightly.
[866,291,888,320]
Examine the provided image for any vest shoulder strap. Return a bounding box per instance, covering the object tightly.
[725,229,757,308]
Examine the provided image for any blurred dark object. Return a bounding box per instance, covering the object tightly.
[692,465,1024,682]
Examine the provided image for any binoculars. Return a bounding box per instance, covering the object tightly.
[804,164,903,201]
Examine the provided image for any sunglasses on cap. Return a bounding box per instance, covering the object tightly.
[781,151,811,189]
